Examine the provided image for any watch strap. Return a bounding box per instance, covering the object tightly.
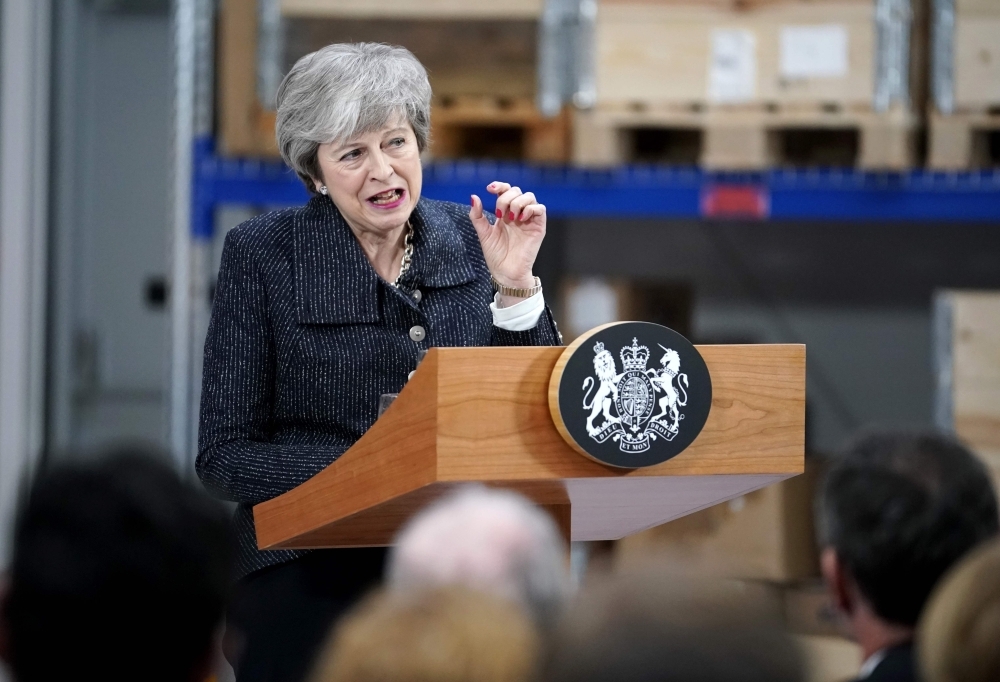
[491,275,542,298]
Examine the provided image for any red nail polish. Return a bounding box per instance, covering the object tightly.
[517,213,525,221]
[495,209,503,219]
[507,211,515,220]
[470,196,475,207]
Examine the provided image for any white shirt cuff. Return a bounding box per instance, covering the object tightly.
[490,291,545,331]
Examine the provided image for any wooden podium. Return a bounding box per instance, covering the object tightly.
[254,345,805,550]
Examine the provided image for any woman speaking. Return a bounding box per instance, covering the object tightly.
[196,43,561,681]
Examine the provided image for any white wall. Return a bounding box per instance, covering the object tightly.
[48,2,174,459]
[562,217,1000,453]
[0,0,51,564]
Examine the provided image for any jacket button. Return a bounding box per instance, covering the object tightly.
[412,289,422,302]
[409,325,426,342]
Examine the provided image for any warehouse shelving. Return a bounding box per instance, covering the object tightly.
[192,136,1000,238]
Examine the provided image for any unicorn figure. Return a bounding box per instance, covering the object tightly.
[648,345,688,433]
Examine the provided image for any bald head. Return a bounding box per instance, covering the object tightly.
[387,486,571,628]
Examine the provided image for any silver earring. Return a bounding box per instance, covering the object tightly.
[319,186,329,196]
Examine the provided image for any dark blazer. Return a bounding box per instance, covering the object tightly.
[857,643,916,682]
[196,195,562,577]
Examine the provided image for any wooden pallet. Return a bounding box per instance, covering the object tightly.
[429,96,570,162]
[928,111,1000,170]
[284,17,537,102]
[573,104,918,170]
[249,97,572,164]
[280,0,542,19]
[220,0,545,159]
[219,0,280,157]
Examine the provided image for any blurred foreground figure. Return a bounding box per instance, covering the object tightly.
[817,431,999,682]
[918,537,1000,682]
[387,486,571,628]
[0,450,234,682]
[541,566,804,682]
[310,586,539,682]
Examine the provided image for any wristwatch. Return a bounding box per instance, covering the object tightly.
[491,275,542,298]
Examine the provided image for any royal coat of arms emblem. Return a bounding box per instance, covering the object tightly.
[582,338,690,453]
[549,321,712,468]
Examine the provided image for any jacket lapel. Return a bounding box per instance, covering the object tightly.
[294,197,382,325]
[407,199,477,289]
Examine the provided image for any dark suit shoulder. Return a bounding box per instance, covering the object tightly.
[223,206,300,257]
[858,643,916,682]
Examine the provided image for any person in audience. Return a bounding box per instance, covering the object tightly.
[0,449,234,682]
[309,586,539,682]
[917,537,1000,682]
[387,485,571,629]
[816,431,999,682]
[540,565,804,682]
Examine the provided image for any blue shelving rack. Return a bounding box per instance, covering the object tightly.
[192,136,1000,238]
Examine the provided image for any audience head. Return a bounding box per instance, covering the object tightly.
[817,430,998,631]
[388,485,570,628]
[0,448,234,682]
[541,565,804,682]
[310,586,539,682]
[918,537,1000,682]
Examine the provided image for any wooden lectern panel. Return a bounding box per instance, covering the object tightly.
[253,344,805,549]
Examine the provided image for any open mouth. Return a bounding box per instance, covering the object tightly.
[367,188,406,208]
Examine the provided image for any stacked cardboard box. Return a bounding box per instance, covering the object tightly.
[934,290,1000,483]
[928,0,1000,168]
[576,0,925,169]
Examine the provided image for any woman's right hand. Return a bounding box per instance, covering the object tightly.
[469,182,547,292]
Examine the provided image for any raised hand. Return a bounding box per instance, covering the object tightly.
[468,181,546,294]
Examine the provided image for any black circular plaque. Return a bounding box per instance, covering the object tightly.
[548,322,713,469]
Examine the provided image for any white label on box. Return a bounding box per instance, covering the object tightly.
[780,25,849,79]
[708,29,757,103]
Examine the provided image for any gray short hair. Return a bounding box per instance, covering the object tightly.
[275,42,432,190]
[388,485,572,629]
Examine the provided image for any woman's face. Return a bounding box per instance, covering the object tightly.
[314,120,423,238]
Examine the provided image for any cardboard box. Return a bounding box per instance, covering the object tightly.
[616,461,821,583]
[584,0,925,168]
[794,634,862,682]
[934,290,1000,495]
[561,277,693,343]
[934,291,1000,472]
[928,0,1000,168]
[952,0,1000,110]
[728,580,857,682]
[594,0,923,111]
[280,0,542,19]
[783,581,850,638]
[220,0,545,158]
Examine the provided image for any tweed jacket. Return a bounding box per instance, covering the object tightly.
[196,195,562,578]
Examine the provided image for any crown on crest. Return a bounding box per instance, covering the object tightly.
[620,338,650,371]
[593,341,606,354]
